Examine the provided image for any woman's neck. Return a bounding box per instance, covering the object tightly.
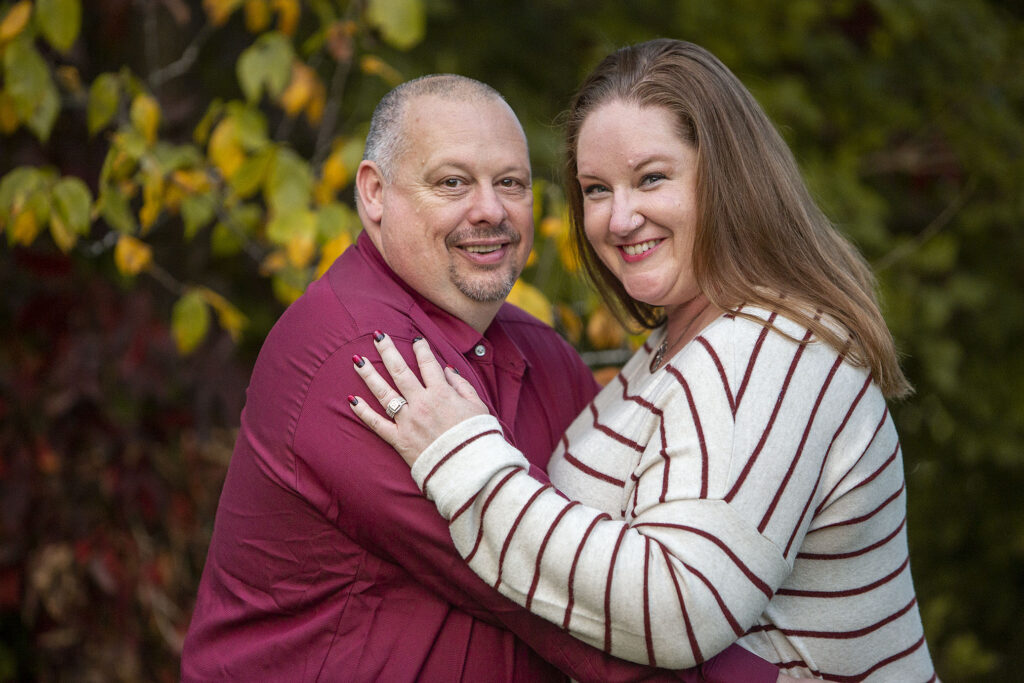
[663,294,718,354]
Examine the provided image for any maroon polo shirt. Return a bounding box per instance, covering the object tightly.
[181,231,776,682]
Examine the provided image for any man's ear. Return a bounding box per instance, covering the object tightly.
[356,160,385,229]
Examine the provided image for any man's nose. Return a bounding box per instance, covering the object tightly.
[467,184,507,225]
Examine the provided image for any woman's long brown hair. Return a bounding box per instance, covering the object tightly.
[564,39,911,398]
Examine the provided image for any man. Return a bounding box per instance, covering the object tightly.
[181,75,776,682]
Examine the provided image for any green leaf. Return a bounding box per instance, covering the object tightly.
[36,0,82,53]
[316,202,359,241]
[51,176,93,236]
[3,38,61,141]
[365,0,425,50]
[266,208,316,246]
[265,147,312,214]
[181,194,216,240]
[171,290,211,355]
[229,147,274,199]
[236,31,294,103]
[211,203,260,256]
[98,185,137,234]
[0,166,48,228]
[87,73,120,136]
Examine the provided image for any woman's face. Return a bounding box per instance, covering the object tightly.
[576,100,701,311]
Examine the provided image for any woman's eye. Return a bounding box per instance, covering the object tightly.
[641,173,666,186]
[582,183,608,196]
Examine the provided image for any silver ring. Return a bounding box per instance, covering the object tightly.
[385,397,408,419]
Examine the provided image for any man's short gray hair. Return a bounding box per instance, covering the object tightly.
[362,74,511,183]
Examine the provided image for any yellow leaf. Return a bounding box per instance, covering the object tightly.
[114,234,153,275]
[586,305,626,350]
[314,148,349,205]
[208,118,245,180]
[359,55,403,86]
[171,168,211,195]
[279,62,315,117]
[10,210,41,246]
[540,215,565,239]
[259,249,288,275]
[243,0,270,33]
[203,0,243,26]
[556,303,583,345]
[198,287,248,341]
[49,213,76,252]
[305,80,325,126]
[130,94,161,144]
[271,0,299,36]
[0,1,32,45]
[525,248,537,267]
[506,280,554,326]
[138,170,165,231]
[286,231,314,268]
[315,232,351,279]
[0,92,19,134]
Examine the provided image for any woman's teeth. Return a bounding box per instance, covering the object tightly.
[623,240,659,256]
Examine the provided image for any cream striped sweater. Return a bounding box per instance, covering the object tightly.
[411,308,936,681]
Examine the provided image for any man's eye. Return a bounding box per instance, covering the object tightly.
[442,178,463,188]
[499,178,522,188]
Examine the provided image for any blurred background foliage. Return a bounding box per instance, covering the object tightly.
[0,0,1021,680]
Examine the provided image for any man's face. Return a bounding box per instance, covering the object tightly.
[369,95,534,330]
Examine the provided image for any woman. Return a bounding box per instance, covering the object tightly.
[350,40,936,680]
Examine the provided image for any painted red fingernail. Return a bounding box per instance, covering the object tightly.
[373,330,384,342]
[352,354,365,368]
[347,395,358,406]
[413,336,424,343]
[446,365,460,375]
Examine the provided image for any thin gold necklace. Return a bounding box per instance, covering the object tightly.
[649,301,712,373]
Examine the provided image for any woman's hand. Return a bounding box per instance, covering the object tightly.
[349,332,489,466]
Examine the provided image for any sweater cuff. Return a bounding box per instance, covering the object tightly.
[410,414,528,519]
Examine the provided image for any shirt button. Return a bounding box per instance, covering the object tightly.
[473,344,486,357]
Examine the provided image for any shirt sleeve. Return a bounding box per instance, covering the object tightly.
[293,339,779,683]
[410,322,863,669]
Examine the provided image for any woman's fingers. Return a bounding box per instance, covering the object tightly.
[372,331,423,398]
[410,337,447,387]
[347,394,398,448]
[444,365,489,411]
[352,350,406,414]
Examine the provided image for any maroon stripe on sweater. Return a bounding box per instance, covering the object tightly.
[495,483,552,590]
[422,428,504,492]
[562,448,626,487]
[590,402,645,453]
[666,368,710,498]
[679,559,745,637]
[450,466,525,524]
[642,537,656,666]
[759,352,844,533]
[798,517,906,560]
[784,375,872,556]
[747,596,917,639]
[635,522,773,598]
[734,311,777,410]
[660,545,703,663]
[726,327,814,503]
[564,513,611,630]
[604,524,630,652]
[817,634,929,682]
[464,468,519,563]
[696,336,737,414]
[816,406,889,516]
[777,555,910,598]
[812,482,905,532]
[526,500,581,611]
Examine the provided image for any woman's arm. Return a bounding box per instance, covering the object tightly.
[351,331,854,670]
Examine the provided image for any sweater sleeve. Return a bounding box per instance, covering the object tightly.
[411,319,864,669]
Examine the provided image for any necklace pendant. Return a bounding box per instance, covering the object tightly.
[649,339,668,373]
